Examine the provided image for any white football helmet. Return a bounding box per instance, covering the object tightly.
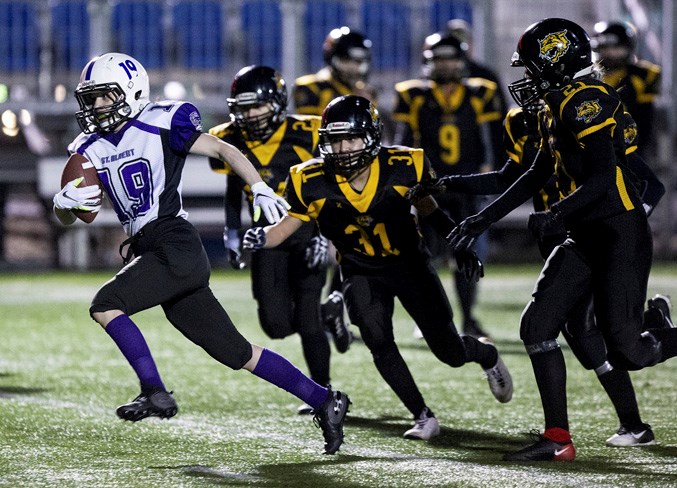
[75,52,150,134]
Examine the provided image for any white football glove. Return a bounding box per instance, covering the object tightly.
[305,235,329,270]
[53,177,102,212]
[251,182,290,223]
[242,227,266,250]
[223,227,245,269]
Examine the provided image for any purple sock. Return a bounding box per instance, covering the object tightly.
[105,315,165,392]
[251,348,329,409]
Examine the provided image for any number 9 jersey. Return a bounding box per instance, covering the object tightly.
[285,145,436,274]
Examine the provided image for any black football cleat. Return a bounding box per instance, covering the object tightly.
[313,389,350,454]
[463,318,490,339]
[504,431,576,461]
[116,390,178,422]
[647,294,674,329]
[321,291,352,353]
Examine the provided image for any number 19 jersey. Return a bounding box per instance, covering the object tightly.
[67,101,203,236]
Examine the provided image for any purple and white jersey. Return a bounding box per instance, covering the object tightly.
[68,100,203,236]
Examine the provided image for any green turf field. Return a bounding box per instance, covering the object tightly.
[1,264,676,487]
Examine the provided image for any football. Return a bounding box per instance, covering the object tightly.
[60,152,102,223]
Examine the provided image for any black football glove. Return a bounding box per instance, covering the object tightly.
[223,227,245,269]
[243,227,266,250]
[446,214,492,252]
[527,210,565,241]
[454,249,485,282]
[405,177,453,203]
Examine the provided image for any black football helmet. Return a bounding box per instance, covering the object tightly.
[322,27,372,86]
[227,65,287,142]
[319,95,381,177]
[508,18,593,107]
[421,31,467,83]
[592,21,637,69]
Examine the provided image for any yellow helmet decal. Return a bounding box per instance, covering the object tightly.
[538,30,570,63]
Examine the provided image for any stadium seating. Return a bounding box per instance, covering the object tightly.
[0,1,39,71]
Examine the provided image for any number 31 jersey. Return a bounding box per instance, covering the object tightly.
[67,101,203,236]
[285,146,435,273]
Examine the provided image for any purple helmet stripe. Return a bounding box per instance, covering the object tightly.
[84,59,97,80]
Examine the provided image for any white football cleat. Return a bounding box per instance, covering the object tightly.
[403,407,440,440]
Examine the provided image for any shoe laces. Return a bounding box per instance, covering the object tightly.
[484,364,506,387]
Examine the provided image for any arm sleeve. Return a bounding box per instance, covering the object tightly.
[479,149,555,223]
[225,174,245,229]
[448,160,527,195]
[625,152,665,208]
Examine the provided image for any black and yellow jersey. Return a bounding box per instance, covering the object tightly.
[601,60,660,152]
[208,114,321,229]
[542,77,642,221]
[285,145,435,272]
[503,107,559,212]
[209,114,321,197]
[393,77,504,176]
[292,67,377,116]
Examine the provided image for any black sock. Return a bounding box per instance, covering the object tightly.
[373,345,426,417]
[461,335,497,369]
[530,348,569,431]
[597,368,642,428]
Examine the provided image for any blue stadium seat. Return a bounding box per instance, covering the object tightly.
[241,1,282,67]
[171,1,223,69]
[51,0,90,71]
[0,1,39,71]
[111,1,165,69]
[362,1,411,71]
[303,1,348,72]
[430,0,472,32]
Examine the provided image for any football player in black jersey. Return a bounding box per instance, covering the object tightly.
[293,26,377,115]
[52,53,350,455]
[242,95,513,441]
[393,31,505,338]
[592,21,661,158]
[208,65,347,414]
[292,26,377,346]
[445,18,508,116]
[408,102,670,449]
[445,18,677,461]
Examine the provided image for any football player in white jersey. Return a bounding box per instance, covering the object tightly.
[52,53,350,455]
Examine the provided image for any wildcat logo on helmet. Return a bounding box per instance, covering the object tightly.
[575,100,602,123]
[538,30,570,63]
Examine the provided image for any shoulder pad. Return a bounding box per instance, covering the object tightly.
[208,120,236,138]
[395,79,431,93]
[290,158,324,175]
[465,77,498,93]
[633,60,661,76]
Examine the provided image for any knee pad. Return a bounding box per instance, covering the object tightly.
[519,301,560,345]
[259,317,294,339]
[525,339,560,356]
